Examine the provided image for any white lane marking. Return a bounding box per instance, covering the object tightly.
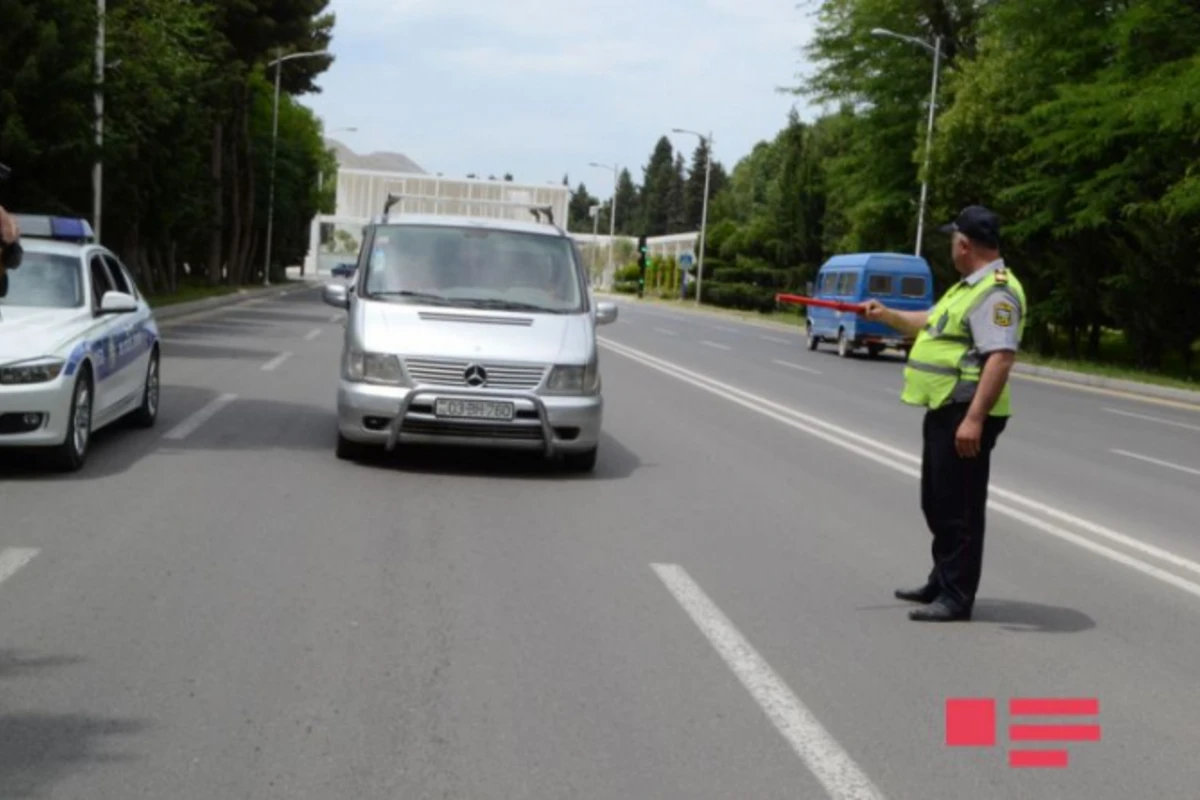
[163,394,238,441]
[1112,449,1200,478]
[1103,407,1200,433]
[304,328,322,341]
[279,290,290,297]
[772,358,822,375]
[261,352,293,372]
[653,564,887,800]
[0,548,39,587]
[654,327,678,337]
[329,313,343,324]
[599,338,1200,597]
[701,340,731,351]
[713,325,739,334]
[761,335,790,344]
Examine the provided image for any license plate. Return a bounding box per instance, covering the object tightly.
[434,398,515,420]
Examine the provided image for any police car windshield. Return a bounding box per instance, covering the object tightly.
[362,224,583,313]
[0,253,84,309]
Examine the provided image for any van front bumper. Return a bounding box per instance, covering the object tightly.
[337,381,603,456]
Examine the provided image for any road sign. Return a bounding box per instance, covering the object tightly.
[679,252,695,269]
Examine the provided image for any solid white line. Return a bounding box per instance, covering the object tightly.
[1112,449,1200,478]
[304,328,322,341]
[1103,407,1200,433]
[598,337,1200,596]
[761,335,790,344]
[261,352,293,372]
[653,564,887,800]
[0,548,39,586]
[163,394,238,441]
[329,313,343,323]
[701,340,731,351]
[654,327,678,337]
[772,358,822,375]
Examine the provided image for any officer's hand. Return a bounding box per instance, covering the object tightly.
[955,416,983,458]
[860,299,887,320]
[0,206,18,245]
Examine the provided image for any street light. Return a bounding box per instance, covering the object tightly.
[588,161,618,283]
[263,48,331,287]
[870,27,942,258]
[671,127,713,306]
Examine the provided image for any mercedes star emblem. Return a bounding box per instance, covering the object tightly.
[464,364,487,387]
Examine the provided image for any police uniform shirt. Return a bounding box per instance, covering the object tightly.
[962,258,1022,355]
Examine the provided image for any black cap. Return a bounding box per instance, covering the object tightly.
[938,205,1000,249]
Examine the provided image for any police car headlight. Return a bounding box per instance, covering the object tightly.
[0,358,66,385]
[344,349,407,386]
[546,359,599,395]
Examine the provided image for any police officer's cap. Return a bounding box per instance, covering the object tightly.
[938,205,1000,249]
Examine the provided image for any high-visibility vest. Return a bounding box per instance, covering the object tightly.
[901,266,1026,417]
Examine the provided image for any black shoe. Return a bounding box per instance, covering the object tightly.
[894,584,938,604]
[908,599,972,622]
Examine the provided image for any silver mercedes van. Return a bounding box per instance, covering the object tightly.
[321,211,617,472]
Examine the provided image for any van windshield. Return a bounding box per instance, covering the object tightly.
[361,224,583,313]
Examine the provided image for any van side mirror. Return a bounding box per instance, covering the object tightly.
[322,282,350,309]
[595,301,618,325]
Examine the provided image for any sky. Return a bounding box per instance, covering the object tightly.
[299,0,822,197]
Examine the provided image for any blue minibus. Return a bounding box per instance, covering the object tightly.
[805,252,934,358]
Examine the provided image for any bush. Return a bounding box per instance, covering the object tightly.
[702,282,777,312]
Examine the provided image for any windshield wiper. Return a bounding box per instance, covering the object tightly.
[459,298,566,313]
[370,290,452,305]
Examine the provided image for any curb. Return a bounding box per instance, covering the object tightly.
[1011,363,1200,406]
[152,282,317,323]
[601,292,1200,408]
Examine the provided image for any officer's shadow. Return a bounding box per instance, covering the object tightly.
[969,598,1096,633]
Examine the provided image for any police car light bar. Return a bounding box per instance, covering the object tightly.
[12,214,96,243]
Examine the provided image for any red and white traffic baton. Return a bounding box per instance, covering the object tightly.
[775,293,867,315]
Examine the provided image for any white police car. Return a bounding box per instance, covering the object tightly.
[0,215,160,471]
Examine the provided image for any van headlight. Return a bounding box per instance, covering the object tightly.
[545,359,599,395]
[0,358,66,385]
[344,350,408,386]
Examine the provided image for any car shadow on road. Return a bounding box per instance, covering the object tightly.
[0,649,149,798]
[345,431,643,482]
[0,384,645,482]
[160,341,285,362]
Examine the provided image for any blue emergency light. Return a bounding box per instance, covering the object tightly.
[13,214,96,243]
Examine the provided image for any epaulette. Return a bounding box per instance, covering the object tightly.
[994,267,1008,284]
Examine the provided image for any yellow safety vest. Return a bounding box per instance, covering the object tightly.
[901,266,1026,416]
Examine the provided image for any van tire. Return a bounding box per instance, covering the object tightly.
[806,323,819,351]
[336,432,371,462]
[837,329,852,358]
[563,446,598,473]
[867,343,884,358]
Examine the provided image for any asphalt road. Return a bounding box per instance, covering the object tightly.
[1,286,1199,799]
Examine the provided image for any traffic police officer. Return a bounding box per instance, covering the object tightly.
[0,204,22,297]
[862,205,1026,622]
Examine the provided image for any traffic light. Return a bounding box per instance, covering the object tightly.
[637,235,648,298]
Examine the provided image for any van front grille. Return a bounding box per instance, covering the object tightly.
[404,358,547,391]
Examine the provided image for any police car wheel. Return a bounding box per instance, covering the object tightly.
[129,349,160,428]
[50,369,93,472]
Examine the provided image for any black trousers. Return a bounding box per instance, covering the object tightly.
[920,403,1007,610]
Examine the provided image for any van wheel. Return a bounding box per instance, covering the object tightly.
[806,323,819,351]
[867,343,884,358]
[837,330,852,358]
[336,432,372,462]
[562,446,598,473]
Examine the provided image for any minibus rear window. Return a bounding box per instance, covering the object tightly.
[899,276,926,297]
[867,274,894,296]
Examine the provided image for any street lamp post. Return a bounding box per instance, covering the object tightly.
[588,161,618,285]
[263,48,330,287]
[870,28,942,258]
[671,128,713,305]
